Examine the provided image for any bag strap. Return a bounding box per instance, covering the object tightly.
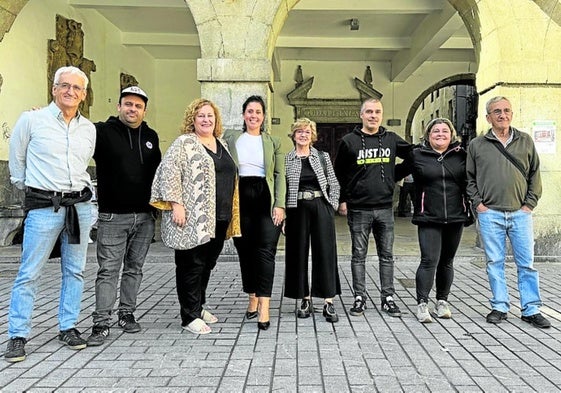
[490,141,527,179]
[318,150,328,180]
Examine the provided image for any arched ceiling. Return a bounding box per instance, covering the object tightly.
[68,0,475,82]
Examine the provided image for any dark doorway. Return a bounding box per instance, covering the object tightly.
[315,123,359,162]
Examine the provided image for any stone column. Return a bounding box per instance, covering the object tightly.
[197,58,272,131]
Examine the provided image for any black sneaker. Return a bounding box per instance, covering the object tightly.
[486,310,507,324]
[297,299,311,318]
[350,296,366,316]
[381,296,402,317]
[87,325,110,346]
[323,302,339,323]
[521,313,551,329]
[5,337,27,363]
[58,328,87,350]
[118,313,141,333]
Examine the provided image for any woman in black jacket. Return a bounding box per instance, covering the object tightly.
[396,118,469,323]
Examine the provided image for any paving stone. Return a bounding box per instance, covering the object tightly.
[1,223,560,391]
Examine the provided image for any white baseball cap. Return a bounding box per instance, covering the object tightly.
[120,86,148,103]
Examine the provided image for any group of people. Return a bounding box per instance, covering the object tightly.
[4,65,551,364]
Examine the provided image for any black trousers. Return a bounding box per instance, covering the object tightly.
[416,222,464,303]
[234,177,281,297]
[398,182,415,215]
[174,220,228,326]
[284,198,341,299]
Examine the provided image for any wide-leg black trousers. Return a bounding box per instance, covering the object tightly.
[284,198,341,299]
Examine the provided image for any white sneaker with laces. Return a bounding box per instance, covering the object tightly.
[417,302,433,323]
[436,300,452,319]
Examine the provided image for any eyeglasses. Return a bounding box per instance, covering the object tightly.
[55,82,85,93]
[489,108,512,116]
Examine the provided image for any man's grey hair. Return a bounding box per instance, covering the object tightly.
[360,98,382,114]
[485,96,510,114]
[53,66,89,89]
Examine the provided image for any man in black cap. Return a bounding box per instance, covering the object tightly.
[87,86,161,346]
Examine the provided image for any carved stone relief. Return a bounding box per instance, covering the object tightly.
[47,14,96,117]
[120,73,139,90]
[287,65,383,124]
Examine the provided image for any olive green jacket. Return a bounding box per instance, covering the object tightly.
[466,127,541,211]
[223,129,286,212]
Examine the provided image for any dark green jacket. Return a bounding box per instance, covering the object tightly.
[466,127,541,211]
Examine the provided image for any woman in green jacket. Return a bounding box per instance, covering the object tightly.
[223,95,286,331]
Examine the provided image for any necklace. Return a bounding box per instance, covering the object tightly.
[198,136,216,149]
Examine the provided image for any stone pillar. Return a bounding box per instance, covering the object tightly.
[472,0,561,255]
[197,58,271,131]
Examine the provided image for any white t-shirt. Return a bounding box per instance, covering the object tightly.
[236,132,265,177]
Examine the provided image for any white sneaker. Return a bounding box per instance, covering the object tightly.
[417,302,432,323]
[436,300,452,319]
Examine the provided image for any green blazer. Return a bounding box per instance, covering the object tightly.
[223,129,286,212]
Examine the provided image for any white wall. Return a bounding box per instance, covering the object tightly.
[153,59,200,151]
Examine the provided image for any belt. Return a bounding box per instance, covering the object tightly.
[28,187,88,198]
[297,190,323,200]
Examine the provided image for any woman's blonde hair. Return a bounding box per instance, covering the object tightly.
[180,98,223,138]
[289,117,318,145]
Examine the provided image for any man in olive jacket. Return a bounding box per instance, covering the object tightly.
[466,95,550,329]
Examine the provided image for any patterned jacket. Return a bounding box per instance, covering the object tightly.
[150,133,241,250]
[285,147,340,210]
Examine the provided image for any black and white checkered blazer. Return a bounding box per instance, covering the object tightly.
[285,147,340,210]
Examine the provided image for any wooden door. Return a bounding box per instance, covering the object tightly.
[315,123,359,163]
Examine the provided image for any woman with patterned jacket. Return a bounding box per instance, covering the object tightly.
[151,98,240,335]
[284,118,341,323]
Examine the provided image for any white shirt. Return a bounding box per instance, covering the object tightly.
[9,102,96,191]
[236,132,265,177]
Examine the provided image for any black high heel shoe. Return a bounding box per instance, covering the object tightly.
[257,321,270,330]
[245,310,258,320]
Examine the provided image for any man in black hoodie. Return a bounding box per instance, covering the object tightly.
[335,98,410,318]
[87,86,161,346]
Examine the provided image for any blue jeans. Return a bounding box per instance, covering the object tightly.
[478,208,542,316]
[93,212,155,325]
[8,202,92,338]
[347,207,395,300]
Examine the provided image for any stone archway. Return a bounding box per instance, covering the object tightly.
[405,73,476,141]
[0,1,29,43]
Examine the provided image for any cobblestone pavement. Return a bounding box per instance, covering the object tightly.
[1,218,560,392]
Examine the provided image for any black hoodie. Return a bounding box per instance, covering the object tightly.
[334,126,410,209]
[94,116,161,213]
[396,141,469,225]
